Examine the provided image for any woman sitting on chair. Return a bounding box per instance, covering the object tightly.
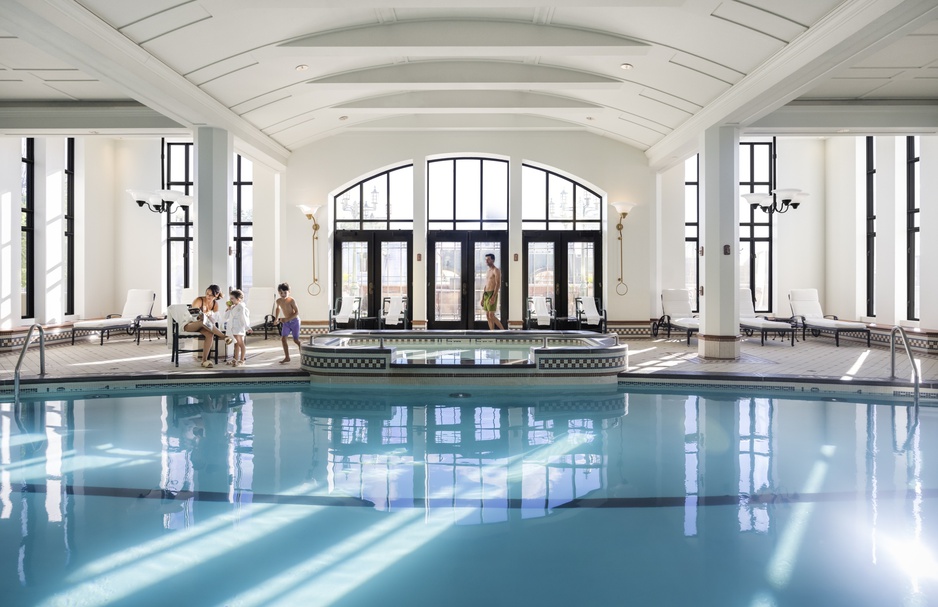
[185,284,232,368]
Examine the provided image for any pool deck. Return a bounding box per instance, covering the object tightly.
[1,330,936,401]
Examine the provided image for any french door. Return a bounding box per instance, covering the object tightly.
[522,231,603,319]
[333,231,412,323]
[427,231,508,330]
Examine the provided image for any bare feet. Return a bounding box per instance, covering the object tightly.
[280,357,290,364]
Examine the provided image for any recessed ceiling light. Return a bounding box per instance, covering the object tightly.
[586,116,595,121]
[620,63,633,70]
[339,116,348,121]
[295,64,308,71]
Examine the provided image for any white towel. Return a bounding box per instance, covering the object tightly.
[335,298,355,323]
[166,304,197,349]
[385,297,404,326]
[534,297,551,327]
[582,298,601,325]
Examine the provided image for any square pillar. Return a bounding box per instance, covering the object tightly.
[195,127,233,294]
[698,126,740,360]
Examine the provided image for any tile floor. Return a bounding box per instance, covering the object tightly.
[1,330,934,387]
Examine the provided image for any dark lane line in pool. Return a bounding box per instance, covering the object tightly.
[11,483,938,508]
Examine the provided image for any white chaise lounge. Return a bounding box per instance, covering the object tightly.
[789,288,871,347]
[739,288,795,346]
[656,289,699,345]
[72,289,155,345]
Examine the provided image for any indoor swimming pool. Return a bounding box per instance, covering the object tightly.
[1,385,936,607]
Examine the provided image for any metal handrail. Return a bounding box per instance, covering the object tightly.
[13,324,46,403]
[890,326,920,408]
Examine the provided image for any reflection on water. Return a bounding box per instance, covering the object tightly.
[0,391,934,605]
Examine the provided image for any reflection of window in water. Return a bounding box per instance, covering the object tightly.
[738,398,774,533]
[382,407,408,444]
[341,418,368,445]
[684,396,700,537]
[475,407,500,441]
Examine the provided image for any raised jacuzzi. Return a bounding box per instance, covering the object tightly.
[301,330,628,385]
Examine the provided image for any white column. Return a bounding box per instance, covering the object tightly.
[698,126,740,359]
[412,157,427,327]
[874,137,905,326]
[919,136,938,330]
[509,157,523,326]
[195,127,233,294]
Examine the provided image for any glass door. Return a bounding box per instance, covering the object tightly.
[334,231,412,327]
[427,231,507,329]
[523,231,602,323]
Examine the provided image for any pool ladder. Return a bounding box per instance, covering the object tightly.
[13,324,46,403]
[890,326,920,410]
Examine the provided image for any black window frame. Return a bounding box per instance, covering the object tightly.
[865,136,876,318]
[521,164,603,232]
[428,157,509,232]
[232,153,253,289]
[685,156,700,312]
[335,164,414,232]
[164,139,194,302]
[906,136,920,321]
[738,139,775,314]
[64,137,75,315]
[21,138,35,319]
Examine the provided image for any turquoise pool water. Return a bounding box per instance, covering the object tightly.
[1,386,936,607]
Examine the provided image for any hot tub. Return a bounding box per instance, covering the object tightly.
[301,330,628,386]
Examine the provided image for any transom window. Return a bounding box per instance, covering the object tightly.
[522,164,602,230]
[428,157,508,231]
[335,165,414,231]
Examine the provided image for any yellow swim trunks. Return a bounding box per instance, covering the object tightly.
[481,291,497,312]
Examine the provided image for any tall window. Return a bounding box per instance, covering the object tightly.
[521,164,601,231]
[865,137,876,318]
[906,136,920,321]
[164,140,194,304]
[64,138,75,315]
[684,156,700,312]
[335,164,414,231]
[232,154,253,290]
[739,140,774,313]
[21,138,35,319]
[429,158,508,230]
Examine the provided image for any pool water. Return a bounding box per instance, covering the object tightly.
[1,387,936,607]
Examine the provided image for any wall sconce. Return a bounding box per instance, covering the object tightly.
[612,201,636,296]
[742,189,808,215]
[297,204,322,296]
[128,189,192,214]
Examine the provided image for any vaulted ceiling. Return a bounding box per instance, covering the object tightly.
[1,0,936,168]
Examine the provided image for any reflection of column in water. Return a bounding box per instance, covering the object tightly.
[163,395,199,529]
[412,405,427,509]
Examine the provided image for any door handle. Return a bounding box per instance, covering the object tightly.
[462,283,466,296]
[555,282,560,295]
[368,282,374,295]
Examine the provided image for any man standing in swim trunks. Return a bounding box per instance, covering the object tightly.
[481,253,505,330]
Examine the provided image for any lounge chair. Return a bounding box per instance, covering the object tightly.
[525,296,556,330]
[789,288,871,347]
[246,287,279,339]
[379,295,409,329]
[739,288,795,346]
[329,296,361,331]
[574,296,607,333]
[72,289,155,345]
[654,289,699,345]
[166,304,219,366]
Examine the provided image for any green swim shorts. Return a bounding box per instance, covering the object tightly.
[481,291,497,312]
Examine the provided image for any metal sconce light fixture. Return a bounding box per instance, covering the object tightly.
[297,204,322,296]
[612,201,636,296]
[742,189,808,215]
[128,189,192,214]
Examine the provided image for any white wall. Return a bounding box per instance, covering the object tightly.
[775,138,826,316]
[285,130,656,325]
[823,137,864,320]
[657,160,689,317]
[0,138,21,328]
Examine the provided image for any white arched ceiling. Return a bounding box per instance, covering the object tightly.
[0,0,935,168]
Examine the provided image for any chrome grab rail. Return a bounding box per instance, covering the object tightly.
[890,326,920,408]
[14,324,46,403]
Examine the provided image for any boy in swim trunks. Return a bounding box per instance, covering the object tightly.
[481,253,505,330]
[275,282,302,363]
